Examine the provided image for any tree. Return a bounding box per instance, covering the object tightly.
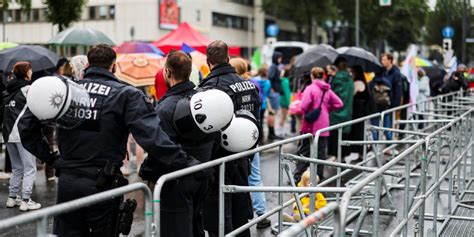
[334,0,428,51]
[1,0,31,11]
[44,0,87,32]
[425,0,473,62]
[261,0,337,43]
[385,0,428,51]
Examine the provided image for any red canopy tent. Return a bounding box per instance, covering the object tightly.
[152,22,241,56]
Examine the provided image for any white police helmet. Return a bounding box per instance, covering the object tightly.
[189,89,234,133]
[220,110,260,153]
[27,76,90,129]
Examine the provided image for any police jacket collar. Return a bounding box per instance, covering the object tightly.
[6,78,29,93]
[202,63,236,82]
[84,67,120,82]
[160,80,195,100]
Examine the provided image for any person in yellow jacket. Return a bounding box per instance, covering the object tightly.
[283,169,327,222]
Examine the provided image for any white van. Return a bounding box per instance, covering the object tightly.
[261,40,310,66]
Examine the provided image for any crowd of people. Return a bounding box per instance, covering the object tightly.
[0,40,470,237]
[286,53,469,183]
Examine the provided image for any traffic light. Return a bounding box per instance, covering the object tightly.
[443,38,452,53]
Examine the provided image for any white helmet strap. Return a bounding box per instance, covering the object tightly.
[51,76,70,121]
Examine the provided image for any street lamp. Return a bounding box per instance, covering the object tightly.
[355,0,359,46]
[461,0,467,63]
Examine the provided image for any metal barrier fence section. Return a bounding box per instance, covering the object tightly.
[280,90,474,236]
[0,182,153,237]
[0,90,471,237]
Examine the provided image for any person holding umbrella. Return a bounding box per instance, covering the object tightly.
[294,67,343,182]
[350,65,375,160]
[4,62,42,211]
[328,57,354,160]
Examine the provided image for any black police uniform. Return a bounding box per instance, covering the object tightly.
[152,80,214,237]
[19,67,197,237]
[199,63,260,237]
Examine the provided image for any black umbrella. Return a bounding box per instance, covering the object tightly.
[336,46,382,72]
[0,45,59,73]
[293,44,338,77]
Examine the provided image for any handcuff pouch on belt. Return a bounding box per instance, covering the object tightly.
[96,161,129,190]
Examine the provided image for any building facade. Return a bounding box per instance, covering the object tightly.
[0,0,301,56]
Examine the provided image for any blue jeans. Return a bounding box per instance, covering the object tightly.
[248,153,267,215]
[371,113,393,141]
[269,92,280,111]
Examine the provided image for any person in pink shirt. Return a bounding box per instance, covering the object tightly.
[293,67,343,183]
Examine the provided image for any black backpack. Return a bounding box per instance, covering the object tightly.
[372,82,391,110]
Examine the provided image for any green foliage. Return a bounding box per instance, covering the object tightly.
[335,0,428,51]
[262,0,337,42]
[44,0,87,32]
[1,0,31,11]
[386,0,428,51]
[425,0,473,61]
[267,0,428,51]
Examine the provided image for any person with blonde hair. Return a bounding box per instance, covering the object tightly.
[283,168,327,222]
[229,57,250,80]
[229,57,271,229]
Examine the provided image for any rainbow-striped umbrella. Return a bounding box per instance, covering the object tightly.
[115,41,164,55]
[414,57,433,67]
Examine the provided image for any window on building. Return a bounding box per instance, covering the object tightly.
[39,8,47,22]
[14,9,21,22]
[88,5,115,20]
[23,10,31,22]
[230,0,254,6]
[89,6,96,20]
[212,12,250,31]
[109,6,115,19]
[32,9,39,22]
[99,6,108,19]
[6,10,13,22]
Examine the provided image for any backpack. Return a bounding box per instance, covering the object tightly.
[372,82,391,110]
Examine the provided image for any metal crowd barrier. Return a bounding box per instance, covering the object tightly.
[0,182,153,237]
[282,91,474,236]
[0,91,469,237]
[152,133,315,237]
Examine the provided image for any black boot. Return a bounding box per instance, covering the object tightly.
[256,214,271,228]
[268,127,283,140]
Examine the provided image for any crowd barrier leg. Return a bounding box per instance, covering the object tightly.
[282,163,311,236]
[278,145,284,234]
[218,163,225,237]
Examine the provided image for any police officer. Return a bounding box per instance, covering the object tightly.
[151,50,214,237]
[18,44,198,236]
[200,40,261,237]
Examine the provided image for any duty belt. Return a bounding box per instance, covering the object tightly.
[59,166,101,179]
